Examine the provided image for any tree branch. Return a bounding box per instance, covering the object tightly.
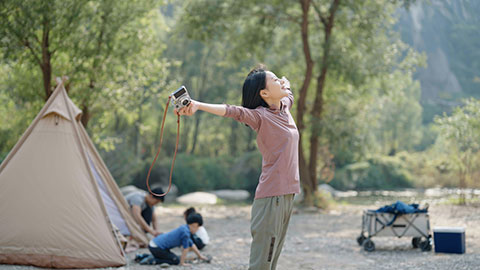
[23,39,42,67]
[261,4,301,24]
[327,0,341,29]
[31,33,41,46]
[311,0,327,26]
[260,13,301,25]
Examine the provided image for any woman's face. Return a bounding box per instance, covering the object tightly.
[264,71,288,100]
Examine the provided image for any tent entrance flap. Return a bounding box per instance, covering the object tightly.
[87,152,131,236]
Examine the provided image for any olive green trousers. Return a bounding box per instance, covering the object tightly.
[248,194,295,270]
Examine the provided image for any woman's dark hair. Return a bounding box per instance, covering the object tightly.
[186,213,203,226]
[241,65,269,109]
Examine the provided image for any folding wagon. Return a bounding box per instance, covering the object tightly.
[356,202,432,252]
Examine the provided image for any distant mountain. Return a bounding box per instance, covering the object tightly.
[397,0,480,123]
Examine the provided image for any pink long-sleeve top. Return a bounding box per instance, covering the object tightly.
[223,90,301,199]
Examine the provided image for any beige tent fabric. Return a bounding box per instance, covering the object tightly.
[0,253,123,269]
[78,125,149,244]
[0,83,146,268]
[42,89,82,121]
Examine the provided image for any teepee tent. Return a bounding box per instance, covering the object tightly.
[0,79,148,268]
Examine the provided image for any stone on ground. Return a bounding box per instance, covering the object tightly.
[211,189,250,201]
[177,192,217,205]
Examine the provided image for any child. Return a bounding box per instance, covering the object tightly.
[183,207,209,250]
[135,213,209,266]
[176,65,300,270]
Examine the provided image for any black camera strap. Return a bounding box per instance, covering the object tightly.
[146,95,180,197]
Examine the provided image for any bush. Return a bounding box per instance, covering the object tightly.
[330,155,414,190]
[395,150,463,188]
[314,190,333,209]
[129,151,262,196]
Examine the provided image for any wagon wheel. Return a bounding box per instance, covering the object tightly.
[357,235,366,246]
[412,237,421,248]
[420,237,432,252]
[363,239,375,252]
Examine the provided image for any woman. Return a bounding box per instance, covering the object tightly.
[176,65,300,270]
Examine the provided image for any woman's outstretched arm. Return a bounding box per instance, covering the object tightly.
[176,100,261,131]
[176,100,226,117]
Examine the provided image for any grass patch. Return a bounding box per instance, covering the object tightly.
[441,196,480,206]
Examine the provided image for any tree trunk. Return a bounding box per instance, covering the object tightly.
[300,142,314,205]
[246,129,256,152]
[307,0,340,203]
[459,152,471,205]
[80,103,91,128]
[114,110,121,133]
[229,120,238,154]
[133,88,148,158]
[82,11,107,128]
[180,116,189,153]
[190,115,202,154]
[133,106,143,158]
[459,169,466,205]
[297,0,315,206]
[307,72,326,190]
[41,20,52,100]
[189,57,210,154]
[153,103,166,155]
[81,79,95,128]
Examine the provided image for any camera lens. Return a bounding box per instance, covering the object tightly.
[182,100,189,105]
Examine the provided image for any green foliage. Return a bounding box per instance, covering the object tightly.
[395,150,459,188]
[0,0,166,120]
[0,0,174,161]
[434,98,480,154]
[433,98,480,188]
[331,155,413,190]
[100,140,145,187]
[0,62,45,160]
[178,0,425,191]
[170,154,233,194]
[0,0,88,63]
[179,0,292,62]
[320,52,424,167]
[129,151,262,196]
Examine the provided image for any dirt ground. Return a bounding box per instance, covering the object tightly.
[1,203,480,270]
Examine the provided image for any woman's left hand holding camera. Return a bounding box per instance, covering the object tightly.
[175,100,199,116]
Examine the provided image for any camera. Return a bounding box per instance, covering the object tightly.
[171,86,191,110]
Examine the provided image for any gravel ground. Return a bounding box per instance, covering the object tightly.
[1,203,479,270]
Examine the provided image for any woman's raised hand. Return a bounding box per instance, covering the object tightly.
[281,76,291,90]
[175,100,199,116]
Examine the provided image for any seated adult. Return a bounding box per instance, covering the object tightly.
[125,187,164,236]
